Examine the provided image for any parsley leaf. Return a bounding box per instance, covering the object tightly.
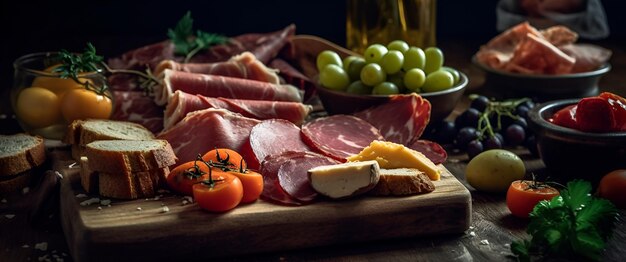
[167,11,229,62]
[511,180,619,261]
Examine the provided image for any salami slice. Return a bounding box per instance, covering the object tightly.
[354,93,431,146]
[243,119,311,170]
[277,152,340,203]
[408,140,448,165]
[260,151,338,205]
[301,115,384,162]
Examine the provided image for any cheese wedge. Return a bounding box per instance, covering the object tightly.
[346,140,441,180]
[308,160,380,199]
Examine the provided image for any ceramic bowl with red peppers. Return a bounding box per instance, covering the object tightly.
[528,92,626,186]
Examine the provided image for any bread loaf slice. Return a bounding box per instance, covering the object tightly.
[85,140,177,175]
[369,168,435,196]
[98,167,170,199]
[64,119,155,159]
[0,133,46,177]
[0,171,35,194]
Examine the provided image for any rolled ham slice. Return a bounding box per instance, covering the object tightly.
[156,108,260,165]
[355,93,431,147]
[504,33,575,75]
[154,52,281,84]
[156,69,302,105]
[163,91,312,130]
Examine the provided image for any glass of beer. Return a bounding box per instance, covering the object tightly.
[346,0,437,54]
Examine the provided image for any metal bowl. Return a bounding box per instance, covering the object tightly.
[316,72,468,124]
[527,99,626,186]
[473,56,611,101]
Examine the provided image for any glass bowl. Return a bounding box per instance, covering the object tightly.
[11,52,111,140]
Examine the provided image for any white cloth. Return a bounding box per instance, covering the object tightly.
[496,0,610,39]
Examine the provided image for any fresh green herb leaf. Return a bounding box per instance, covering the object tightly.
[167,11,229,62]
[511,180,619,261]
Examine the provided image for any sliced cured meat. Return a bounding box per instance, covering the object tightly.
[277,152,339,203]
[111,90,164,133]
[301,115,384,162]
[156,108,260,165]
[108,41,176,71]
[156,70,302,105]
[154,52,280,84]
[243,119,311,170]
[408,140,447,165]
[504,33,575,75]
[559,44,612,73]
[269,58,317,102]
[163,91,312,130]
[540,25,578,47]
[260,151,338,205]
[355,93,431,146]
[476,22,542,70]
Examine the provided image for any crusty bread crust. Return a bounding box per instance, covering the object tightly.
[0,134,46,177]
[0,170,36,194]
[85,140,177,175]
[79,157,98,193]
[369,168,435,196]
[98,167,169,199]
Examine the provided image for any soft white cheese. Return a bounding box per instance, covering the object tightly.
[308,160,380,199]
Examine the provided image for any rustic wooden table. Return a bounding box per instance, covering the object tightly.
[1,39,625,261]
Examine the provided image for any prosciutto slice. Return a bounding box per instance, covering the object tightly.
[354,93,431,146]
[156,109,260,165]
[153,52,280,84]
[269,58,317,102]
[111,90,164,133]
[504,33,575,74]
[301,115,384,162]
[156,70,302,105]
[163,91,312,129]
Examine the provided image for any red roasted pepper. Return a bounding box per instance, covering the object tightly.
[599,92,626,131]
[549,105,578,129]
[550,92,626,133]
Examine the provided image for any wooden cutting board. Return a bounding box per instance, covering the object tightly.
[54,150,471,262]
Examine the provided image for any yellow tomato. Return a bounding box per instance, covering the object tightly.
[32,64,93,95]
[16,87,62,128]
[61,89,113,123]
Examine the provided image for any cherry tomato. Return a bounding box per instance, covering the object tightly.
[576,97,615,133]
[227,170,263,203]
[202,148,245,170]
[599,92,626,131]
[193,171,243,212]
[167,160,209,196]
[61,89,113,123]
[597,169,626,209]
[506,180,560,218]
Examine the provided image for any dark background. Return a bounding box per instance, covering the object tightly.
[1,0,625,113]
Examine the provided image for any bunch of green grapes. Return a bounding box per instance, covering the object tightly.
[316,40,461,95]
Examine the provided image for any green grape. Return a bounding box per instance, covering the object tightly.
[387,40,409,53]
[388,72,406,92]
[402,47,426,71]
[422,69,454,93]
[360,63,386,86]
[442,66,460,85]
[316,50,342,72]
[372,82,399,95]
[342,56,360,72]
[423,47,444,74]
[404,68,426,92]
[346,80,372,95]
[380,50,404,74]
[346,57,366,81]
[363,44,388,63]
[319,64,350,90]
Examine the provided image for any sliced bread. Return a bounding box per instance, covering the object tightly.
[64,119,155,159]
[98,166,170,199]
[0,171,36,194]
[85,140,177,175]
[0,133,46,177]
[369,168,435,196]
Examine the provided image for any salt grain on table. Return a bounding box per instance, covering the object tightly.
[80,198,100,206]
[480,239,490,245]
[34,242,48,251]
[5,214,15,219]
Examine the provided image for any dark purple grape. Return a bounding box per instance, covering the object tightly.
[432,120,456,144]
[455,108,481,129]
[454,127,479,150]
[467,139,484,159]
[525,135,540,157]
[515,105,530,119]
[513,117,528,130]
[470,95,490,112]
[483,134,503,150]
[505,124,526,146]
[520,100,535,110]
